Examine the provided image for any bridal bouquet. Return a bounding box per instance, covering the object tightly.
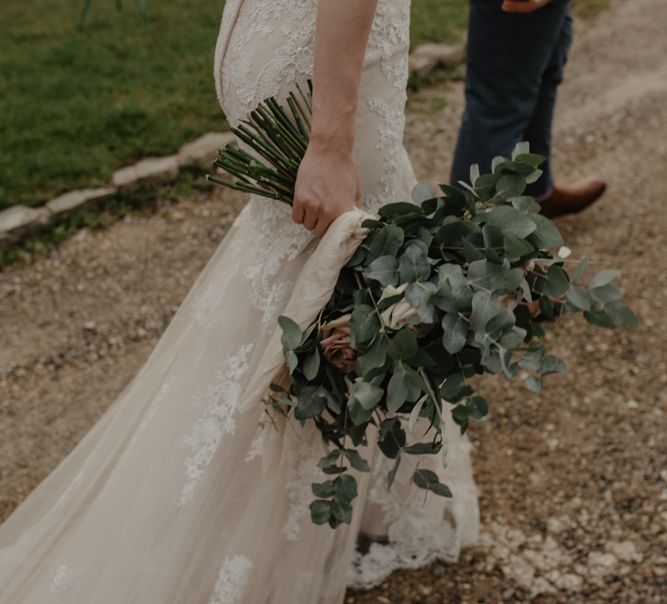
[208,84,636,529]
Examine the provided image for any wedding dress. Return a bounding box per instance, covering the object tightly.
[0,1,479,602]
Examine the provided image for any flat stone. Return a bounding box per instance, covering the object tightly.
[588,551,618,574]
[0,205,50,239]
[112,156,179,188]
[177,132,235,166]
[555,573,584,592]
[46,187,117,215]
[606,540,643,563]
[409,43,465,77]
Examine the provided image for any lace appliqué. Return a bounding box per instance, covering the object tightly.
[348,465,462,589]
[220,0,316,125]
[179,344,254,505]
[282,426,326,541]
[242,200,313,327]
[245,431,266,462]
[367,97,408,204]
[49,565,85,603]
[209,554,253,604]
[368,1,411,90]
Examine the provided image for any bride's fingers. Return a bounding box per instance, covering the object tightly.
[303,208,318,231]
[292,202,305,225]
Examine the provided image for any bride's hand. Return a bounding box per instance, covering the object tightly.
[292,138,361,239]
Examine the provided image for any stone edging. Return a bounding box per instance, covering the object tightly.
[0,43,464,249]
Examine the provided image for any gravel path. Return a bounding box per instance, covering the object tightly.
[1,1,666,601]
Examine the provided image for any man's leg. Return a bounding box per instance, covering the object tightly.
[451,0,571,187]
[521,6,606,216]
[523,7,573,197]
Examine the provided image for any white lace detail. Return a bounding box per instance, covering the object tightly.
[242,200,313,326]
[220,0,316,124]
[245,431,266,462]
[348,418,479,589]
[179,344,254,505]
[209,554,253,604]
[282,429,326,542]
[367,97,408,203]
[49,565,84,602]
[368,1,411,90]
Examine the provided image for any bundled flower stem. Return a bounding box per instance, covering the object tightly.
[207,81,312,204]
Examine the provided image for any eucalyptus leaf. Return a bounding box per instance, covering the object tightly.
[538,355,566,376]
[467,395,489,420]
[524,376,543,393]
[386,365,423,412]
[412,181,437,204]
[278,315,302,351]
[590,283,622,303]
[398,244,431,283]
[589,269,620,289]
[470,290,504,332]
[312,480,335,498]
[349,380,384,410]
[333,474,358,500]
[584,308,615,328]
[356,335,389,377]
[303,347,320,380]
[344,449,371,472]
[529,215,564,248]
[542,265,570,297]
[408,395,428,432]
[367,224,404,258]
[405,281,438,323]
[350,304,380,346]
[388,329,419,361]
[496,174,526,198]
[363,255,399,287]
[565,283,591,310]
[485,206,536,239]
[441,313,468,354]
[604,302,638,329]
[309,500,331,525]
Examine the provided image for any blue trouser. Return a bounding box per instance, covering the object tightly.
[451,0,573,197]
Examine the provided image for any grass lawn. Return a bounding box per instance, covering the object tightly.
[0,0,604,211]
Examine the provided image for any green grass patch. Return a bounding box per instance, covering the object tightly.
[0,0,226,210]
[411,0,468,49]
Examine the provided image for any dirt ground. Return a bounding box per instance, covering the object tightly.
[1,0,666,601]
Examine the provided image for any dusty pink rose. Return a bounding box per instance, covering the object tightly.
[320,314,357,373]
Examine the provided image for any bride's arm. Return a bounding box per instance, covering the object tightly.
[292,0,379,238]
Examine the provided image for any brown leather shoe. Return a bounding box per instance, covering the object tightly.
[539,178,607,219]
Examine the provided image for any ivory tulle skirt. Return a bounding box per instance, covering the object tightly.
[0,1,479,602]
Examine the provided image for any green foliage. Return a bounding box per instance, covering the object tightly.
[258,128,635,528]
